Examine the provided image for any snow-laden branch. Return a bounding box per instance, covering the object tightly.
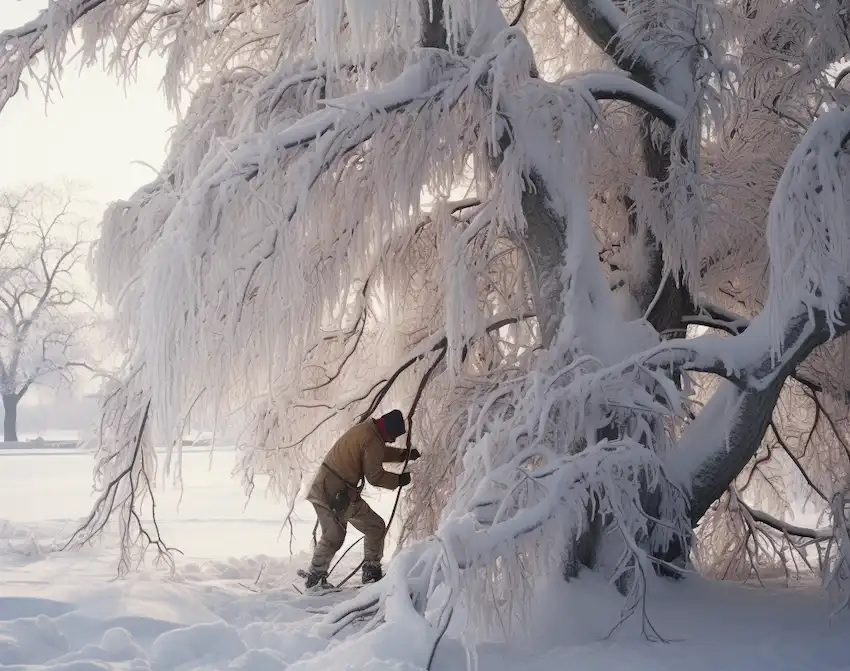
[740,500,832,541]
[182,48,481,231]
[683,306,824,392]
[559,0,706,105]
[672,297,850,519]
[765,108,850,355]
[579,73,684,127]
[0,0,316,112]
[0,0,109,112]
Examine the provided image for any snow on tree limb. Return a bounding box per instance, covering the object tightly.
[0,0,109,112]
[579,73,685,127]
[765,108,850,354]
[0,0,314,111]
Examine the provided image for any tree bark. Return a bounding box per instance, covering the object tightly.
[3,394,18,442]
[630,116,694,340]
[419,0,447,49]
[521,181,568,347]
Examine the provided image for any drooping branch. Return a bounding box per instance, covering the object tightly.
[0,0,279,113]
[0,0,110,111]
[64,395,182,575]
[742,498,831,541]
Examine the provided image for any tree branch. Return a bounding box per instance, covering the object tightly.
[675,299,850,526]
[560,0,657,87]
[580,73,684,127]
[739,498,832,541]
[683,309,824,393]
[0,0,111,112]
[769,420,829,502]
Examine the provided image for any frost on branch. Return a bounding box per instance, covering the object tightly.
[740,0,849,106]
[65,369,181,576]
[0,0,319,111]
[765,108,850,355]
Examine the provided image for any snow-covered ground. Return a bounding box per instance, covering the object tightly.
[2,446,849,670]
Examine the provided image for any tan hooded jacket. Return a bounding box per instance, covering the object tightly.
[307,419,409,503]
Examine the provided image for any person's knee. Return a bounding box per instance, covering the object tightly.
[317,523,345,551]
[328,532,346,553]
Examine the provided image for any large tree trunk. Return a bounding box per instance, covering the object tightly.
[521,189,607,577]
[630,116,694,340]
[509,0,827,584]
[3,394,18,442]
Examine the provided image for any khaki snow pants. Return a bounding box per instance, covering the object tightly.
[308,498,386,574]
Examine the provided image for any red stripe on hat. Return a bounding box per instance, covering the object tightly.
[375,417,390,441]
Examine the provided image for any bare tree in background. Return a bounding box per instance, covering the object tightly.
[0,186,92,442]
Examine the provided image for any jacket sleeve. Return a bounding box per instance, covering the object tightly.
[363,436,401,489]
[382,446,408,463]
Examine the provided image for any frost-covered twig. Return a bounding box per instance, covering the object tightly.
[743,501,831,541]
[64,389,182,575]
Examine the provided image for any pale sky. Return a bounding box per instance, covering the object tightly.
[0,1,176,212]
[0,2,177,412]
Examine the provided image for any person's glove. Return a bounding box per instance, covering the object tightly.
[407,449,421,461]
[398,472,412,487]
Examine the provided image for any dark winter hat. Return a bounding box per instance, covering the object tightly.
[379,409,406,441]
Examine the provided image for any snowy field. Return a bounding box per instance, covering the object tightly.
[2,446,850,671]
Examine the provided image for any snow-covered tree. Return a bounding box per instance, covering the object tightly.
[0,186,93,441]
[4,0,850,639]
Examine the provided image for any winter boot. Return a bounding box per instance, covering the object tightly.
[362,561,382,584]
[304,569,329,589]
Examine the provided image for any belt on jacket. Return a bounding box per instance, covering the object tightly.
[321,462,363,490]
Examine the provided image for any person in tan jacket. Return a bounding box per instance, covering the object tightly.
[303,409,420,588]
